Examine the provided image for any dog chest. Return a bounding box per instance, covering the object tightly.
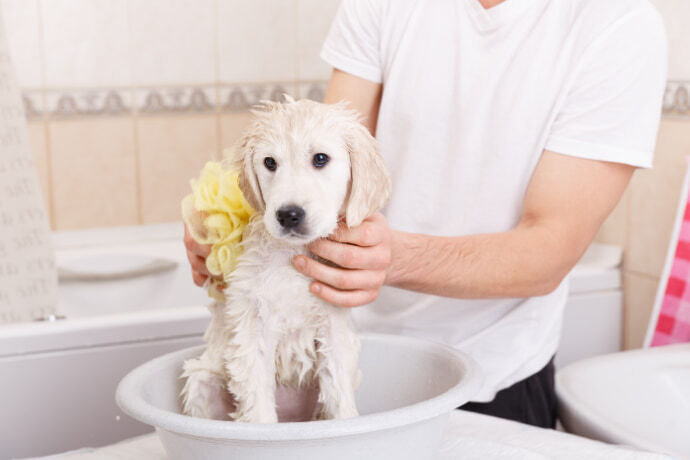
[226,232,323,325]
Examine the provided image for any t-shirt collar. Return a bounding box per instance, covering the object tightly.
[464,0,536,33]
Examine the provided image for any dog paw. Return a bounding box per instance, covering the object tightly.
[316,403,359,421]
[231,407,279,424]
[181,368,235,420]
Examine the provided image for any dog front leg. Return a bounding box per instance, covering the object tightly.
[181,355,236,420]
[224,307,278,423]
[315,309,361,420]
[181,301,234,419]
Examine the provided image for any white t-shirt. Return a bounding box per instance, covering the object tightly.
[321,0,666,401]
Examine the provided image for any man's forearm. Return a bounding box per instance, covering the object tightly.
[385,151,635,301]
[386,222,585,299]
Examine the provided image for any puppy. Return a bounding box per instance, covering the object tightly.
[181,97,391,423]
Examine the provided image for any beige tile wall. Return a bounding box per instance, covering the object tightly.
[137,115,220,224]
[48,118,139,229]
[649,0,690,80]
[24,112,257,230]
[219,113,253,151]
[3,0,339,230]
[596,118,690,349]
[129,0,216,86]
[41,0,132,88]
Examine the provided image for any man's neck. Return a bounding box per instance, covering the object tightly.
[478,0,506,9]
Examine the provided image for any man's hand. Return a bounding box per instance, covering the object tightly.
[183,224,214,287]
[293,213,393,308]
[292,68,387,308]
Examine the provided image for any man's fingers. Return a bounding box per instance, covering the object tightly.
[189,238,212,258]
[294,255,385,291]
[329,217,384,247]
[192,271,208,287]
[309,282,379,308]
[330,223,381,247]
[184,225,212,257]
[189,251,209,286]
[308,238,390,270]
[187,251,211,277]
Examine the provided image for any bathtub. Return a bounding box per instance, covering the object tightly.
[0,223,624,459]
[0,223,211,459]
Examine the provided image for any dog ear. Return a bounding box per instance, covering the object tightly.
[344,121,391,227]
[230,133,265,213]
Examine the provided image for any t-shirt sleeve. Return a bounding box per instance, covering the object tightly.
[320,0,383,84]
[544,6,668,168]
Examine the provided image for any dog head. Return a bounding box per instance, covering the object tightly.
[231,97,391,245]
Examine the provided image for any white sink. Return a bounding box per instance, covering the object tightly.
[557,343,690,459]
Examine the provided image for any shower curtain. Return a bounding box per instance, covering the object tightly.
[0,6,57,323]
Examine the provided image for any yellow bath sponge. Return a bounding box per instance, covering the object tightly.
[181,161,254,299]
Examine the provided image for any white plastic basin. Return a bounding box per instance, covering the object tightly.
[116,334,481,460]
[557,343,690,459]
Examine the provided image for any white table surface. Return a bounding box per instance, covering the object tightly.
[28,411,672,460]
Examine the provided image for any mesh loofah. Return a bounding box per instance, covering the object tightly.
[181,161,254,300]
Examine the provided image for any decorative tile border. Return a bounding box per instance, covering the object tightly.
[19,82,330,120]
[22,91,42,120]
[134,86,215,115]
[38,89,133,119]
[20,80,689,120]
[218,83,298,113]
[298,81,328,102]
[664,81,690,116]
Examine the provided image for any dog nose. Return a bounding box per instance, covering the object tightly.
[276,205,305,229]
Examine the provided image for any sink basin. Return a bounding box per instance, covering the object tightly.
[557,343,690,459]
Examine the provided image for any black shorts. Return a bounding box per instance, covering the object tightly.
[459,357,557,429]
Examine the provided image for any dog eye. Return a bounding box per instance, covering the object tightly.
[312,153,330,168]
[263,157,277,172]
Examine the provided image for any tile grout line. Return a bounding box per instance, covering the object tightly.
[215,90,223,159]
[294,0,301,99]
[621,268,660,350]
[125,0,143,225]
[21,78,334,92]
[15,78,689,90]
[213,0,222,159]
[622,186,631,351]
[622,186,630,350]
[623,189,630,251]
[622,187,631,276]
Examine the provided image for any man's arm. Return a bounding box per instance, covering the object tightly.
[385,151,633,298]
[324,68,382,135]
[300,148,633,304]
